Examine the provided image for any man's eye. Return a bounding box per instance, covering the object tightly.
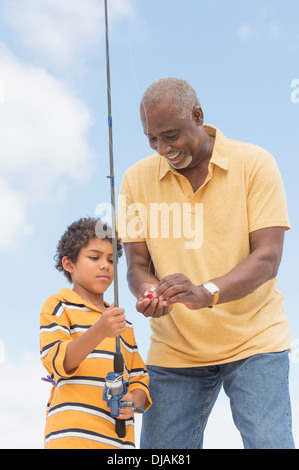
[89,257,99,261]
[166,134,179,140]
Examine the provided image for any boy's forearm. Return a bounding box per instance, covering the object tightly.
[63,323,105,374]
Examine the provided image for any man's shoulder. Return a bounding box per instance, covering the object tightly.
[227,133,271,157]
[225,134,274,170]
[206,125,272,168]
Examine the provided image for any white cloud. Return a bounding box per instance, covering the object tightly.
[0,44,96,247]
[238,15,282,44]
[268,23,281,41]
[0,0,136,249]
[0,44,94,181]
[238,23,260,42]
[2,0,134,68]
[0,353,48,449]
[0,179,32,249]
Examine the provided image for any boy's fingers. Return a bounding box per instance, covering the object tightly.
[107,305,125,315]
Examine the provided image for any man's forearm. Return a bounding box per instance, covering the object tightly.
[127,265,158,298]
[210,249,278,305]
[211,227,284,304]
[155,227,285,310]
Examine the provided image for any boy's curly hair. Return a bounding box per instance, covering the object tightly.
[54,217,123,283]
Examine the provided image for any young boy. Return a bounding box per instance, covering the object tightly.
[40,217,151,449]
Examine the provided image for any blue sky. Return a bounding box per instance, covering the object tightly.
[0,0,298,448]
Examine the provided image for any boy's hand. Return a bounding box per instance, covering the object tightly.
[63,305,126,374]
[118,389,147,420]
[117,391,135,420]
[97,304,126,338]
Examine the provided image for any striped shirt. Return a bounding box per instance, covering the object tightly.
[40,288,151,449]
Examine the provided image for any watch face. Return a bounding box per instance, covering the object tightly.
[204,282,219,295]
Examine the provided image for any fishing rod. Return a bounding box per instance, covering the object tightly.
[104,0,119,313]
[104,0,126,439]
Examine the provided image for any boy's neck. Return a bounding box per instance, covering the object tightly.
[72,286,107,312]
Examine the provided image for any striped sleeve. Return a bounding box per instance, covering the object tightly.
[40,296,78,380]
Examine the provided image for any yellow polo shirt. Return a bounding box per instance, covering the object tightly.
[118,125,291,367]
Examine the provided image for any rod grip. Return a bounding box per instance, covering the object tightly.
[115,418,126,438]
[114,352,124,375]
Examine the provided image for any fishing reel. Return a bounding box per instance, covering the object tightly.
[103,371,145,438]
[103,372,133,418]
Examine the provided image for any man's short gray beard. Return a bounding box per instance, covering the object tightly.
[168,154,192,169]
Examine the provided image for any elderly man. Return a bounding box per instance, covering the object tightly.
[118,78,295,449]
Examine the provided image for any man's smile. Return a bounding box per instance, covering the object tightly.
[165,150,193,169]
[165,151,182,161]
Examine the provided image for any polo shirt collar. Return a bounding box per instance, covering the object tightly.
[159,124,229,180]
[60,288,86,305]
[59,288,110,312]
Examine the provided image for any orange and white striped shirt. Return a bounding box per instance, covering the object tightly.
[40,288,151,449]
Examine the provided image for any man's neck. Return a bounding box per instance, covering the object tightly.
[178,133,215,192]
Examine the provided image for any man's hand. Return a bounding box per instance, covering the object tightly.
[136,282,172,318]
[152,273,208,310]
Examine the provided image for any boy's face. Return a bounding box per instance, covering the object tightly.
[65,237,114,295]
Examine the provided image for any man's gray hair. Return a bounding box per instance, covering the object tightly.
[140,77,201,120]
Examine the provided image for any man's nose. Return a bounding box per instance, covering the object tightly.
[157,139,172,156]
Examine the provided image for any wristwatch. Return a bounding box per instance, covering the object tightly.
[201,282,220,307]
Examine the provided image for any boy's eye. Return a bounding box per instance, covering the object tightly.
[108,259,113,264]
[89,256,99,261]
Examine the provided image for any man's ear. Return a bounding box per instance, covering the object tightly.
[62,256,74,274]
[192,106,204,126]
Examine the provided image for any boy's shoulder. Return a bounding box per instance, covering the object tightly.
[40,288,78,313]
[40,289,65,314]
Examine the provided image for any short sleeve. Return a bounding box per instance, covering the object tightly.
[40,298,79,380]
[247,152,291,233]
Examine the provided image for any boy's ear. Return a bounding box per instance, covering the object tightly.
[62,256,74,274]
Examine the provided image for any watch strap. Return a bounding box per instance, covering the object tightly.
[201,282,220,308]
